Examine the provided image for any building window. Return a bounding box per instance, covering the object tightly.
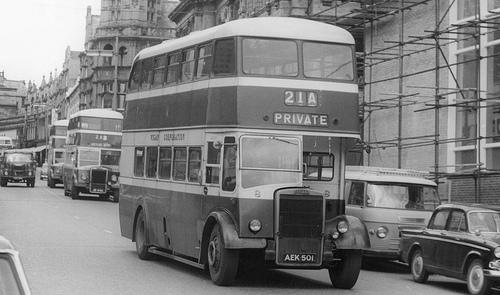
[486,147,500,169]
[455,50,478,147]
[455,149,476,171]
[457,0,477,20]
[103,44,113,66]
[488,0,500,10]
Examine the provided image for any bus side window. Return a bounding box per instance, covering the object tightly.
[134,147,145,177]
[222,144,237,191]
[166,52,180,84]
[213,38,235,76]
[196,43,212,79]
[158,147,172,179]
[348,182,364,206]
[173,147,187,181]
[205,142,221,185]
[181,48,195,82]
[140,58,153,90]
[146,146,158,178]
[188,147,202,183]
[129,60,142,91]
[152,55,166,87]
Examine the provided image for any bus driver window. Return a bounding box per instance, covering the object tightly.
[222,144,237,191]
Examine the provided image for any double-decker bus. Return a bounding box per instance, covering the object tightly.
[119,17,368,288]
[46,119,68,188]
[344,166,441,260]
[0,136,14,154]
[63,109,122,202]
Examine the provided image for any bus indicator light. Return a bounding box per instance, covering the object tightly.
[273,113,328,127]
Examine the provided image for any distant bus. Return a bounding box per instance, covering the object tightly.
[63,109,122,202]
[119,17,368,288]
[0,136,14,152]
[344,166,441,260]
[47,119,68,188]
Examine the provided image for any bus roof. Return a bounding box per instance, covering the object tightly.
[137,17,355,60]
[70,109,123,120]
[51,119,69,127]
[345,166,437,187]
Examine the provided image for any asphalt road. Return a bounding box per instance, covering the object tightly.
[0,175,492,295]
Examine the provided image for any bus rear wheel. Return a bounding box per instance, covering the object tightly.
[207,224,239,286]
[70,183,79,200]
[135,210,153,260]
[328,250,362,289]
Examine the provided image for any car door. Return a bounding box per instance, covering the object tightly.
[440,209,469,276]
[422,208,451,271]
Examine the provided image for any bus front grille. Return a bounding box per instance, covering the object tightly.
[90,169,107,193]
[278,194,323,238]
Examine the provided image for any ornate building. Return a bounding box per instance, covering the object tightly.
[0,71,26,147]
[78,0,177,112]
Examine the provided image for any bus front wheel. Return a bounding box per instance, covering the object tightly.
[135,210,153,260]
[207,224,239,286]
[328,250,362,289]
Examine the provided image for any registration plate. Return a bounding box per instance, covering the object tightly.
[282,253,316,263]
[92,188,105,193]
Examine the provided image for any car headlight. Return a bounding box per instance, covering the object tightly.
[111,174,117,182]
[494,247,500,258]
[248,219,262,233]
[337,220,349,234]
[376,226,388,239]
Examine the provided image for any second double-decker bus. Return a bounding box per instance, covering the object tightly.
[119,17,369,288]
[0,136,14,154]
[345,166,441,260]
[63,109,122,202]
[46,119,68,188]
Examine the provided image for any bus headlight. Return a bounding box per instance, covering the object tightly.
[376,226,388,239]
[337,220,349,234]
[494,247,500,258]
[79,171,89,182]
[111,174,117,182]
[4,171,8,176]
[248,219,262,233]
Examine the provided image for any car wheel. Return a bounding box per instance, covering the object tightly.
[208,224,239,286]
[328,250,362,289]
[467,259,491,295]
[134,210,153,260]
[410,249,429,283]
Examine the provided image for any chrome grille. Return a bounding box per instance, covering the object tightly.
[90,168,107,193]
[278,194,323,238]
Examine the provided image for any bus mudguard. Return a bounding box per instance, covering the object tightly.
[325,215,370,250]
[205,211,267,249]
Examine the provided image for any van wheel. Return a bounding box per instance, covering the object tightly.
[328,250,362,289]
[467,259,491,295]
[135,210,153,260]
[410,249,429,283]
[207,224,239,286]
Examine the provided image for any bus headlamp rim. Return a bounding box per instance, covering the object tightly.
[248,219,262,233]
[376,226,388,239]
[337,220,348,234]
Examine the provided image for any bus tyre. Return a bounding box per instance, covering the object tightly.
[135,210,153,260]
[410,249,429,283]
[467,259,491,295]
[111,189,119,203]
[207,224,239,286]
[328,250,362,289]
[70,184,79,200]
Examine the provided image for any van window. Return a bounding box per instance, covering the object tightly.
[347,182,364,206]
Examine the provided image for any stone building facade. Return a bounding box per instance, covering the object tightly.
[79,0,177,112]
[0,71,26,147]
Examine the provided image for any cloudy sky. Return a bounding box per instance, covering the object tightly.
[0,0,102,86]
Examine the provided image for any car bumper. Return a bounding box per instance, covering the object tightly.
[362,249,401,260]
[484,269,500,281]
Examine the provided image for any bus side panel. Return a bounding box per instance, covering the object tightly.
[238,198,273,238]
[119,183,139,239]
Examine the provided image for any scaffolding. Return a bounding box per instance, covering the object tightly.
[302,0,500,201]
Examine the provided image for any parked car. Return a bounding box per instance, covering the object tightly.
[400,203,500,295]
[0,235,31,294]
[40,162,48,181]
[0,152,36,187]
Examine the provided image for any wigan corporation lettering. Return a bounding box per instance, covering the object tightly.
[273,112,328,127]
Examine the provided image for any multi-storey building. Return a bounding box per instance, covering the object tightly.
[168,0,500,203]
[78,0,177,112]
[0,71,26,147]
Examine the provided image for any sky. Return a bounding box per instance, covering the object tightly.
[0,0,102,86]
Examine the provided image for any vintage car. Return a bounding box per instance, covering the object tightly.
[40,162,49,181]
[0,235,31,295]
[400,203,500,295]
[0,152,36,187]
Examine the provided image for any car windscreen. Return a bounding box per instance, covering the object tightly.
[0,253,23,295]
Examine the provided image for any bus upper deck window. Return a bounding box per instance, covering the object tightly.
[213,39,235,76]
[196,44,213,79]
[242,38,298,77]
[303,42,354,81]
[166,52,181,84]
[141,58,153,90]
[152,55,166,87]
[181,48,196,82]
[129,60,142,91]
